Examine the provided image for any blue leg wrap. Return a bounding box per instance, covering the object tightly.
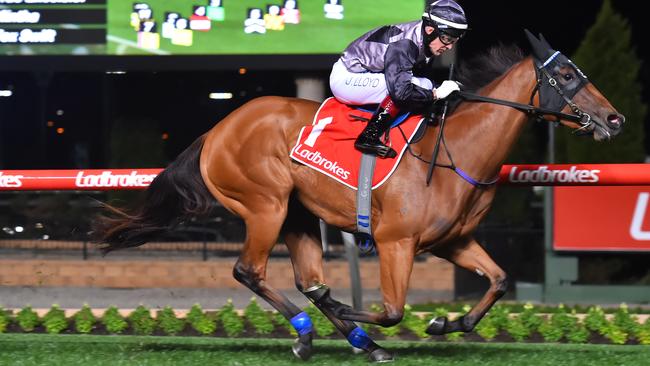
[290,311,313,335]
[347,327,372,349]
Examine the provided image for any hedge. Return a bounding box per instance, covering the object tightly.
[0,301,648,345]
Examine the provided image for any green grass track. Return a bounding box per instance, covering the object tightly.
[1,334,649,366]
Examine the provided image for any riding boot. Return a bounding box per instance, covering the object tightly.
[354,96,399,158]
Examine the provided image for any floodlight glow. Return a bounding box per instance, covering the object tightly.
[0,90,13,97]
[209,92,233,99]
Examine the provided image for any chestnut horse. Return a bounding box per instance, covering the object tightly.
[96,32,624,361]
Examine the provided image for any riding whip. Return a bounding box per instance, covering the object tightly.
[426,63,454,186]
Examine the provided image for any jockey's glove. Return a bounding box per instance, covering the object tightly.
[434,80,460,100]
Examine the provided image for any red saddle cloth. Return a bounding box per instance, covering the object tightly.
[289,97,424,190]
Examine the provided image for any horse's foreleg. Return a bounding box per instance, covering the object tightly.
[283,214,392,362]
[328,238,415,328]
[428,237,507,335]
[233,208,315,360]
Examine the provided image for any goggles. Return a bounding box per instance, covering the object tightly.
[438,30,463,45]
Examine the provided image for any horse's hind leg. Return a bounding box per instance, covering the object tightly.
[232,205,315,360]
[282,204,393,362]
[427,237,507,335]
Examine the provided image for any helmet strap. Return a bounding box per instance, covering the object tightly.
[422,22,439,57]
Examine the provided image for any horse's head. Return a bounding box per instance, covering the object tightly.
[525,30,624,141]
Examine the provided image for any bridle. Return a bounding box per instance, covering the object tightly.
[532,51,604,136]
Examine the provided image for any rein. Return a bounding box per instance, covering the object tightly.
[398,124,499,188]
[456,91,582,123]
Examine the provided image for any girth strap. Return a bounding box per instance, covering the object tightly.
[354,153,377,254]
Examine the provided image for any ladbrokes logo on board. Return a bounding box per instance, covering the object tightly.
[75,171,157,188]
[509,165,600,184]
[0,172,23,188]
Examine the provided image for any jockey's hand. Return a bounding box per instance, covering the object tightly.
[434,80,460,100]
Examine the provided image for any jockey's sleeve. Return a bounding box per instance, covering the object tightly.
[384,39,435,108]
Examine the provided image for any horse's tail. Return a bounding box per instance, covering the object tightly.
[94,135,215,254]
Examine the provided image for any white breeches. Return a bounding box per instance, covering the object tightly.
[329,59,434,105]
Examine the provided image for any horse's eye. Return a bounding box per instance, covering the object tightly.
[563,73,574,81]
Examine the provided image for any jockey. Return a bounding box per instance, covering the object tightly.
[329,0,468,158]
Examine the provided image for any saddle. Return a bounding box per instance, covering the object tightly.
[290,98,426,253]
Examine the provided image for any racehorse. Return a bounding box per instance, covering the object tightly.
[95,31,624,361]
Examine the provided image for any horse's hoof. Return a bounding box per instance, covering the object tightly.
[368,348,394,363]
[426,316,447,335]
[291,337,312,361]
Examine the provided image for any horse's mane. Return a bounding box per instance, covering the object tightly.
[456,43,525,93]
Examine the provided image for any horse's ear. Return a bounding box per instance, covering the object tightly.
[538,33,556,53]
[523,28,537,45]
[524,29,548,62]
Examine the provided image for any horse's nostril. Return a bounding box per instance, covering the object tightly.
[607,114,623,128]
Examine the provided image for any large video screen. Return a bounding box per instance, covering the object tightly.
[0,0,422,55]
